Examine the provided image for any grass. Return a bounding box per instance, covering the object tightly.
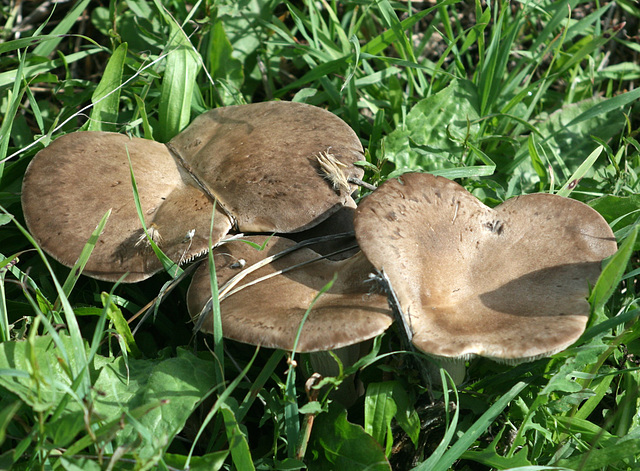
[1,0,639,469]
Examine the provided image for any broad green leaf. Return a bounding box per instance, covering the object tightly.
[589,194,640,226]
[208,15,244,106]
[364,381,420,452]
[589,195,640,250]
[87,42,127,132]
[308,405,391,471]
[390,382,420,447]
[365,382,397,453]
[383,79,482,175]
[0,335,218,461]
[535,99,625,179]
[541,346,607,396]
[154,1,201,141]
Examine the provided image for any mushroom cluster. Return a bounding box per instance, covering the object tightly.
[21,101,618,375]
[22,101,364,282]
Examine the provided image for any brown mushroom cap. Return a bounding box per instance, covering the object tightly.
[21,132,232,282]
[168,101,365,233]
[354,172,618,363]
[187,236,392,352]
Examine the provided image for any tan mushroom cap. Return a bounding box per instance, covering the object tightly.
[187,236,393,352]
[168,101,365,233]
[354,172,618,363]
[21,132,232,282]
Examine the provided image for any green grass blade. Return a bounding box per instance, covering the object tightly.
[419,381,528,471]
[412,370,460,470]
[3,210,91,397]
[57,209,111,303]
[285,274,337,457]
[185,347,260,469]
[0,49,100,89]
[207,206,224,385]
[31,0,92,57]
[126,148,182,278]
[0,49,26,173]
[588,225,638,312]
[100,292,141,358]
[556,145,603,197]
[565,87,640,129]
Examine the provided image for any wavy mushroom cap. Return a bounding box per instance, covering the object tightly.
[354,172,618,363]
[168,101,365,233]
[187,236,393,352]
[21,132,232,282]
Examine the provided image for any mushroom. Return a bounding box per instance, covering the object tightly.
[21,131,231,282]
[186,235,392,352]
[354,172,618,364]
[21,101,365,282]
[167,101,365,233]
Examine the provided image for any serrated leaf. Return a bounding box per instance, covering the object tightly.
[536,98,625,179]
[556,438,640,470]
[383,79,482,174]
[462,444,532,468]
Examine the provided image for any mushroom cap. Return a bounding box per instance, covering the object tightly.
[168,101,365,233]
[354,172,618,362]
[21,132,232,282]
[187,236,392,352]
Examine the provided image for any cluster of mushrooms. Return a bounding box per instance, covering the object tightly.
[21,101,618,382]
